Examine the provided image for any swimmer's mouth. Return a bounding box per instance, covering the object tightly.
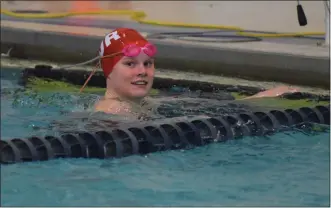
[131,80,148,85]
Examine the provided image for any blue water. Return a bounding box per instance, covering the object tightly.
[1,67,330,206]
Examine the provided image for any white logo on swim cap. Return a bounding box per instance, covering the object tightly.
[99,31,121,56]
[99,41,104,56]
[104,31,121,47]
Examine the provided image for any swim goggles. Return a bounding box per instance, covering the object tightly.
[102,43,157,59]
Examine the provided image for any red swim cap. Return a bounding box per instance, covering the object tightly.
[98,28,149,78]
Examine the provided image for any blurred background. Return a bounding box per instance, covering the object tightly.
[1,0,327,33]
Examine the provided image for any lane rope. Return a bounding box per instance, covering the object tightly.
[1,105,329,164]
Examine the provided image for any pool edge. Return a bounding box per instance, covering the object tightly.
[1,26,330,89]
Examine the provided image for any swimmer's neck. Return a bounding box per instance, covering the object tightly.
[104,89,144,104]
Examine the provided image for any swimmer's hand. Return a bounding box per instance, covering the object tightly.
[241,85,300,100]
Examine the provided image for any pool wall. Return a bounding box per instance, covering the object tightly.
[1,24,330,89]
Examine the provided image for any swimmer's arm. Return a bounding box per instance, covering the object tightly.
[240,85,299,100]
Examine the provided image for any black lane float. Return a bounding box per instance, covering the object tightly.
[1,105,329,164]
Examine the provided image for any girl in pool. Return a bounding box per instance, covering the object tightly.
[81,28,298,115]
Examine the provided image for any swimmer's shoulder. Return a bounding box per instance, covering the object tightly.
[94,97,117,111]
[94,97,129,114]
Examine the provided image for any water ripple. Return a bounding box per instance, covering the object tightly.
[1,70,330,207]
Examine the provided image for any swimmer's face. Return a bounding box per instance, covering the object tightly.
[108,52,155,100]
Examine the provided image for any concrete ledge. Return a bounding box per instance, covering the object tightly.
[1,26,330,89]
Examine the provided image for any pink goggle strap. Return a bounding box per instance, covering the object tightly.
[79,52,120,93]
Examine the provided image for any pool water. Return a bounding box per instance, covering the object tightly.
[1,67,330,206]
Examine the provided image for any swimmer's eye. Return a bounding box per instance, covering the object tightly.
[123,60,154,68]
[144,60,154,67]
[124,61,136,67]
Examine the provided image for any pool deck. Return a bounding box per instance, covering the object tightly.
[1,14,330,89]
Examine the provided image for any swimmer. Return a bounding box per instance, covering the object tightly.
[80,28,299,115]
[88,28,156,116]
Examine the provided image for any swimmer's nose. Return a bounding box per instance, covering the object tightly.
[136,64,147,76]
